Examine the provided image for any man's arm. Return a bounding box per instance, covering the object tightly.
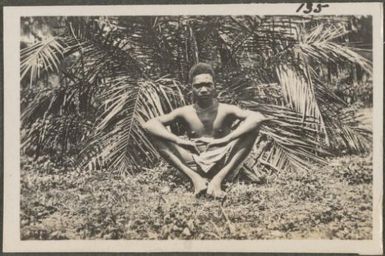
[142,108,183,143]
[207,105,270,148]
[226,105,269,141]
[143,107,199,152]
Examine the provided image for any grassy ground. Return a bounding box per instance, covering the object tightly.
[20,153,372,240]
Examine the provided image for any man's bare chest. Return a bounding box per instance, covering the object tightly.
[180,105,233,138]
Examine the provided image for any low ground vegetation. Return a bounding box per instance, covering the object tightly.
[21,153,372,240]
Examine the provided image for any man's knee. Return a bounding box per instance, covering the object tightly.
[149,135,193,163]
[225,132,258,164]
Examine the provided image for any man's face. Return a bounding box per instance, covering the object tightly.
[192,73,215,101]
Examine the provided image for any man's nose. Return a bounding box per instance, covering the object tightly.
[200,87,208,93]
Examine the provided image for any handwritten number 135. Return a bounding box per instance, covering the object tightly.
[296,3,330,13]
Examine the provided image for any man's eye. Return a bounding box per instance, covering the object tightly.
[194,83,212,89]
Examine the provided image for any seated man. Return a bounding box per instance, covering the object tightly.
[143,63,268,199]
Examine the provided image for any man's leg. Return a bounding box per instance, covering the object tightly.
[207,131,259,198]
[151,136,209,195]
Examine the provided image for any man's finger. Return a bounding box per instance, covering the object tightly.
[189,143,199,154]
[194,140,205,146]
[206,142,215,149]
[194,145,200,154]
[195,137,211,144]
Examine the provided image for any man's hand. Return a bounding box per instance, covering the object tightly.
[175,137,200,154]
[206,136,231,149]
[194,137,214,145]
[194,136,232,149]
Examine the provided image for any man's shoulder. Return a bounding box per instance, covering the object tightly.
[219,103,242,113]
[220,103,261,112]
[177,105,194,111]
[172,105,194,115]
[219,103,264,116]
[219,103,238,108]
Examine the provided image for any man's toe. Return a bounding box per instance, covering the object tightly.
[194,187,208,198]
[217,191,227,200]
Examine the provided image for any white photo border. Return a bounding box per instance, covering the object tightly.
[3,3,383,254]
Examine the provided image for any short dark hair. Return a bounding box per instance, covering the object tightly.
[188,63,215,83]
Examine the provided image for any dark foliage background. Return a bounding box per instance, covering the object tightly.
[20,15,372,178]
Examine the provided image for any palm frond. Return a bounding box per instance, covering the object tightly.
[20,37,66,85]
[21,114,93,159]
[63,17,147,83]
[299,24,372,74]
[322,106,372,154]
[79,77,185,172]
[276,65,322,120]
[238,100,329,180]
[275,64,329,146]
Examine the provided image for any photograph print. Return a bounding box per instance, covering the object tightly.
[3,3,383,253]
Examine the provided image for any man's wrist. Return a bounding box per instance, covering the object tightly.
[225,134,234,142]
[173,137,181,144]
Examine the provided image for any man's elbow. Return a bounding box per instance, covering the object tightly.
[142,119,155,132]
[251,112,270,126]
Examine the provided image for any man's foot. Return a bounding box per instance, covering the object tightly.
[207,179,227,199]
[193,176,209,197]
